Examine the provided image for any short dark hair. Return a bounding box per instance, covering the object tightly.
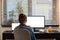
[19,13,27,24]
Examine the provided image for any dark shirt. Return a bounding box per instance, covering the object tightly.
[16,24,36,40]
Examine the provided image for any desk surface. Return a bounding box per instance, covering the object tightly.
[3,30,60,39]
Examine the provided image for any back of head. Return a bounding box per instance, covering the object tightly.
[19,13,27,24]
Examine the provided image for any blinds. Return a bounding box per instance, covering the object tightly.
[32,0,53,25]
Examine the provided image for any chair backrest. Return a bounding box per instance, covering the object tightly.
[14,27,31,40]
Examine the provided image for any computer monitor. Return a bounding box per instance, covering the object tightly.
[12,16,45,30]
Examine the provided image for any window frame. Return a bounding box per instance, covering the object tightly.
[2,0,59,27]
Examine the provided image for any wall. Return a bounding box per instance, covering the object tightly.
[0,0,60,40]
[59,0,60,31]
[0,0,11,40]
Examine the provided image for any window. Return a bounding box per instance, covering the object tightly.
[32,0,53,25]
[7,0,28,22]
[30,0,58,25]
[2,0,28,25]
[2,0,58,26]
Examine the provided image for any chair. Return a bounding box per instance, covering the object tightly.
[14,27,32,40]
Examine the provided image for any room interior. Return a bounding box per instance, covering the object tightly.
[0,0,60,40]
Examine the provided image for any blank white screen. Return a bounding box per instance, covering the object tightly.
[26,17,44,28]
[12,23,20,30]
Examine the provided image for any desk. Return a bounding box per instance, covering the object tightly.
[3,31,60,40]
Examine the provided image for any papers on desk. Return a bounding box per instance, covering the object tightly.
[34,30,59,33]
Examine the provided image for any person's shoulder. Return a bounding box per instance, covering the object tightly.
[26,26,32,30]
[26,25,31,28]
[26,25,30,27]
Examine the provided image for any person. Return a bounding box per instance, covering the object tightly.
[15,13,36,40]
[18,13,32,30]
